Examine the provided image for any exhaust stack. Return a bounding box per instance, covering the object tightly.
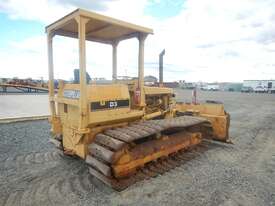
[159,49,165,87]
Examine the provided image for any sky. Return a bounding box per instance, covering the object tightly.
[1,0,275,82]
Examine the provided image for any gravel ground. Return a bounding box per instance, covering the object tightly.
[0,90,275,206]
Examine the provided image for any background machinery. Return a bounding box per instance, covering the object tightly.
[47,9,230,190]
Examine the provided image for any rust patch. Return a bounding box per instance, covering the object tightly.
[112,131,202,178]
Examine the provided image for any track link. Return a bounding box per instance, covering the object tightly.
[88,140,210,191]
[86,116,211,190]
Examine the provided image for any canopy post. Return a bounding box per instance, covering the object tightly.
[138,33,147,106]
[47,32,56,117]
[112,41,119,82]
[76,16,89,129]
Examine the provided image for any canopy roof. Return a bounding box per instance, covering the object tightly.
[46,8,153,44]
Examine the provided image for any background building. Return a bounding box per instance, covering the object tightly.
[144,75,158,86]
[243,80,275,91]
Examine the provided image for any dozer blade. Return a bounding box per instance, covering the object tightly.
[176,102,231,143]
[86,116,213,190]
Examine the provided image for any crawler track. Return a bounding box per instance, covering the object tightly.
[89,142,213,191]
[88,141,212,191]
[86,116,212,190]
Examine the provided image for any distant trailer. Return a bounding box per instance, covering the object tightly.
[202,84,220,91]
[154,82,179,88]
[243,80,275,93]
[0,83,49,93]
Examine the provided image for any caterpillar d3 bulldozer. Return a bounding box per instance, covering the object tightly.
[46,8,230,190]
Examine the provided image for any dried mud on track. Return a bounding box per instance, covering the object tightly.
[1,90,275,206]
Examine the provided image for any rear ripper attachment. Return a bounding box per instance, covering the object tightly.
[86,116,212,190]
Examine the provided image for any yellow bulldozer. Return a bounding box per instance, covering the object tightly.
[46,8,230,190]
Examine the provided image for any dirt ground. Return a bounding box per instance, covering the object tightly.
[0,90,275,206]
[0,94,49,118]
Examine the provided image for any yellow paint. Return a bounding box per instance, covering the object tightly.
[113,132,201,178]
[176,103,230,141]
[47,8,230,162]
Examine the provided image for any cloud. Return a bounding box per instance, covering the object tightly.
[0,36,48,79]
[152,0,275,81]
[0,0,150,80]
[0,0,69,23]
[1,0,275,82]
[51,0,117,11]
[0,0,149,24]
